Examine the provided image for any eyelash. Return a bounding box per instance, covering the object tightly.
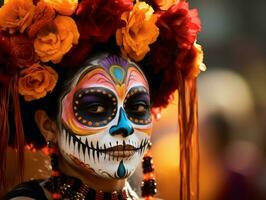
[128,101,148,111]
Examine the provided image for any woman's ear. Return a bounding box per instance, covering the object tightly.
[34,110,59,143]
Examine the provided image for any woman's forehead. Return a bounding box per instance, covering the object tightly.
[69,56,149,94]
[77,66,148,91]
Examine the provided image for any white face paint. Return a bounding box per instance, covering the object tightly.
[58,55,153,179]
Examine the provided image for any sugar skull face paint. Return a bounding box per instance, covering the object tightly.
[58,55,152,179]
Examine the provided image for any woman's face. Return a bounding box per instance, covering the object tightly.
[58,55,152,179]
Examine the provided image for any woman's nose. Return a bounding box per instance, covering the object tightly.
[109,108,134,137]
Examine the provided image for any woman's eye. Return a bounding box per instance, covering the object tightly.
[73,87,118,127]
[87,104,106,114]
[129,102,149,114]
[135,104,147,113]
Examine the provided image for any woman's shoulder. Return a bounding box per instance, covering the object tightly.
[4,179,48,200]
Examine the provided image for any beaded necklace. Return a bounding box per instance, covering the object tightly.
[47,141,156,200]
[44,174,137,200]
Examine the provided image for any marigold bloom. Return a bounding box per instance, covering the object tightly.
[27,1,56,38]
[154,0,178,10]
[34,16,80,64]
[43,0,78,16]
[18,63,58,101]
[116,2,159,61]
[0,0,35,34]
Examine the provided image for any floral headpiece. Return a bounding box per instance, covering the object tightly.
[0,0,204,199]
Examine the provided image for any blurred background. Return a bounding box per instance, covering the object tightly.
[1,0,266,199]
[151,0,266,199]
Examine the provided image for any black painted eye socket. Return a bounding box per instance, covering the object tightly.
[124,86,152,125]
[73,87,117,127]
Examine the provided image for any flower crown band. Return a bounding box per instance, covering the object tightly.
[0,0,204,105]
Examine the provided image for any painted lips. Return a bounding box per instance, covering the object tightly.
[105,144,135,158]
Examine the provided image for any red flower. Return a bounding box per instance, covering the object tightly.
[149,1,201,75]
[150,39,177,72]
[10,35,36,68]
[176,43,204,79]
[142,2,202,108]
[59,40,92,68]
[76,0,133,42]
[145,40,179,107]
[157,1,201,50]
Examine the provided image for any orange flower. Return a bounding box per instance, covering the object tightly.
[18,63,58,101]
[27,1,56,38]
[154,0,179,10]
[43,0,78,16]
[116,2,159,61]
[34,16,80,64]
[0,0,35,34]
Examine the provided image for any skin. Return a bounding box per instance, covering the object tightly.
[34,55,153,193]
[35,110,126,192]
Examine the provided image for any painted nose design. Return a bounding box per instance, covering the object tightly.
[109,108,134,137]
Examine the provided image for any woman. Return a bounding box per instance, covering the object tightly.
[4,54,154,199]
[0,0,204,199]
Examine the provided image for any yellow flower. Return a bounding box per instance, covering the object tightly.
[34,15,80,64]
[43,0,78,16]
[154,0,179,10]
[0,0,35,34]
[116,2,159,61]
[18,63,58,101]
[179,43,205,79]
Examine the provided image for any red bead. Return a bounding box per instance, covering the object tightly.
[144,150,152,157]
[42,147,50,155]
[143,172,155,180]
[95,191,104,200]
[52,193,61,199]
[48,147,58,155]
[51,170,60,177]
[122,190,127,199]
[144,196,154,200]
[111,192,118,200]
